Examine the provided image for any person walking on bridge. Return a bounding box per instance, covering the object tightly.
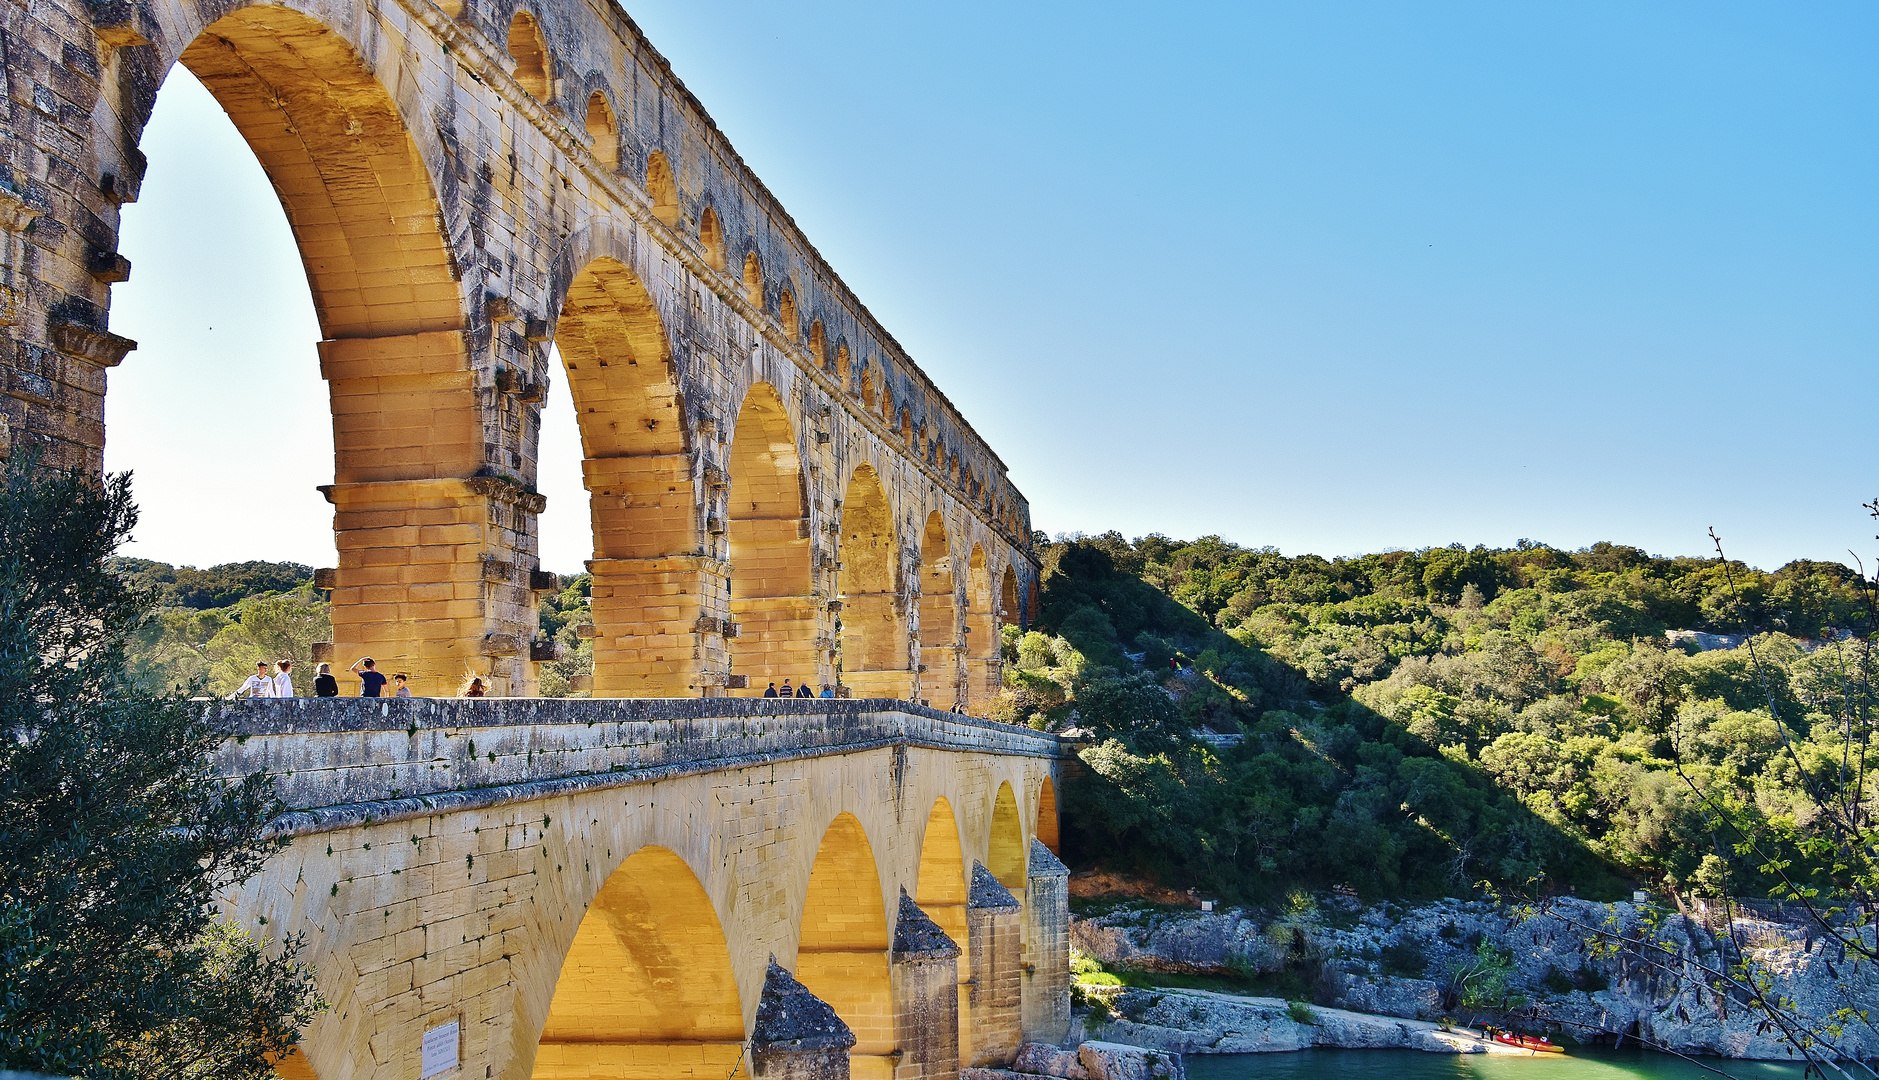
[271,659,295,698]
[230,660,273,699]
[779,678,794,697]
[763,682,778,697]
[795,680,813,698]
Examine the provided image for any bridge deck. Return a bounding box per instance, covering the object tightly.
[215,698,1065,837]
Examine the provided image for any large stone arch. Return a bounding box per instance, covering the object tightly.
[796,812,896,1080]
[112,5,541,696]
[1036,776,1060,854]
[964,545,999,712]
[1000,565,1022,632]
[915,796,973,1065]
[836,463,909,699]
[726,381,818,694]
[552,252,716,696]
[528,846,745,1079]
[988,781,1026,893]
[917,511,961,710]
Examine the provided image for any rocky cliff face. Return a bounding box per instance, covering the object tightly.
[1071,897,1878,1061]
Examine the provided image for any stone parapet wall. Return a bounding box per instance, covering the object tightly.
[213,697,1064,833]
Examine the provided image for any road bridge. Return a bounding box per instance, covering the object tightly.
[217,697,1071,1080]
[0,0,1037,703]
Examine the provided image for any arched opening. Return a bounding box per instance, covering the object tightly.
[836,344,851,387]
[779,288,798,337]
[860,365,877,407]
[1000,565,1021,631]
[585,91,618,168]
[836,464,908,699]
[917,512,960,710]
[555,256,702,696]
[1037,777,1059,854]
[507,10,554,100]
[726,383,818,695]
[112,8,483,697]
[963,547,998,714]
[808,319,826,366]
[989,781,1025,892]
[646,151,679,227]
[743,251,763,308]
[899,408,914,446]
[698,206,725,271]
[531,846,745,1077]
[797,814,895,1080]
[915,797,973,1065]
[880,387,896,424]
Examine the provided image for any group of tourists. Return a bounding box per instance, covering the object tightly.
[228,656,437,699]
[235,662,969,708]
[762,679,831,698]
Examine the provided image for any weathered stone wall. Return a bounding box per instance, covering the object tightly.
[0,0,1038,701]
[216,696,1062,823]
[1022,841,1072,1047]
[968,865,1026,1067]
[216,701,1069,1080]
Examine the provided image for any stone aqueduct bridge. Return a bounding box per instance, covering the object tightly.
[220,697,1073,1080]
[0,0,1039,702]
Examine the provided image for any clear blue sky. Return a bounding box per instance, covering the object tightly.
[106,1,1879,576]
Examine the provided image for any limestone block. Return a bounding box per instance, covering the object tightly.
[1077,1043,1184,1080]
[1014,1044,1089,1079]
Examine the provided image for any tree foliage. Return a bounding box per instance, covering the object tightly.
[0,461,321,1079]
[1035,530,1874,906]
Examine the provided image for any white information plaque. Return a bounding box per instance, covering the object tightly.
[421,1020,460,1078]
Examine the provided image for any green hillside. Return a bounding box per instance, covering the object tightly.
[1017,533,1875,905]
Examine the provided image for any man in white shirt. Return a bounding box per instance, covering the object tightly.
[230,661,274,699]
[272,659,296,698]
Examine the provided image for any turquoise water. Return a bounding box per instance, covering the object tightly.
[1185,1048,1813,1080]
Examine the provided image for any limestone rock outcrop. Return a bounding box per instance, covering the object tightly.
[1071,897,1879,1060]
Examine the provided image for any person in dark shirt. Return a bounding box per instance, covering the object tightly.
[763,682,778,698]
[313,662,339,698]
[349,656,388,697]
[795,681,813,698]
[779,679,794,697]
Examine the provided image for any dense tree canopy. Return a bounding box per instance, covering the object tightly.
[1015,532,1875,906]
[2,463,320,1078]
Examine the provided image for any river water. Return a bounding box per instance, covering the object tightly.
[1185,1048,1811,1080]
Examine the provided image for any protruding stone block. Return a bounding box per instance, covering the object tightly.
[49,318,135,367]
[1022,840,1071,1046]
[967,863,1023,1067]
[892,890,960,1080]
[753,959,856,1080]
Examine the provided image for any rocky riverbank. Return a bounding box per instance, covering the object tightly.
[1070,895,1878,1061]
[1072,989,1538,1055]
